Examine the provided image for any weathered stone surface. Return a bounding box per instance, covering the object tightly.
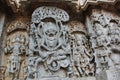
[0,1,120,80]
[0,12,6,65]
[96,69,120,80]
[0,66,7,80]
[38,77,96,80]
[5,0,119,13]
[106,69,120,80]
[0,12,5,37]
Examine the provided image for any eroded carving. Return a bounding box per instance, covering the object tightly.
[7,20,28,33]
[28,6,73,79]
[75,0,117,11]
[5,33,26,80]
[4,19,29,80]
[86,9,120,74]
[2,5,120,80]
[27,6,95,79]
[0,66,6,80]
[69,21,95,77]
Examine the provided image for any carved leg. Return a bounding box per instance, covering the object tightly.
[34,58,42,79]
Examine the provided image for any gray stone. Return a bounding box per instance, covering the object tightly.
[106,69,120,80]
[38,77,96,80]
[96,69,120,80]
[1,2,120,80]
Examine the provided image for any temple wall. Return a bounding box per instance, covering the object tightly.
[0,1,120,80]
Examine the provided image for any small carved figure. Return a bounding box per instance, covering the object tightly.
[5,33,26,80]
[73,33,94,77]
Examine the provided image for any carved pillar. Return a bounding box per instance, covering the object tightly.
[0,11,6,80]
[0,12,6,65]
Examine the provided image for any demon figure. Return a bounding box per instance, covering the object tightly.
[28,6,73,79]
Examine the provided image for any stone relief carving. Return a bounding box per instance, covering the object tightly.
[74,0,118,11]
[6,0,119,13]
[7,20,28,33]
[86,9,120,74]
[26,6,95,79]
[28,6,74,79]
[4,33,27,80]
[108,20,120,45]
[2,6,120,80]
[4,20,28,80]
[69,21,95,77]
[0,66,7,80]
[109,49,120,69]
